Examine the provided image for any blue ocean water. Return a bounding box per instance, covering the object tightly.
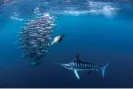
[0,0,133,88]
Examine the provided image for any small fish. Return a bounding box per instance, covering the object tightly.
[53,54,110,80]
[30,60,40,66]
[50,34,65,46]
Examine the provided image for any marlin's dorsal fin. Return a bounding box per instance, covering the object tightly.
[74,54,81,63]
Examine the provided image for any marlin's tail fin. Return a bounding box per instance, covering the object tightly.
[101,62,111,78]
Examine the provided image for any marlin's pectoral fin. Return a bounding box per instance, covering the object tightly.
[74,70,80,79]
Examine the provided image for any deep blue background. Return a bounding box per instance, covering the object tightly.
[0,0,133,88]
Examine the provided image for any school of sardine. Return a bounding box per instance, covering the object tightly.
[18,14,56,65]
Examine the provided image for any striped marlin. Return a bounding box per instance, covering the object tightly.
[53,54,110,79]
